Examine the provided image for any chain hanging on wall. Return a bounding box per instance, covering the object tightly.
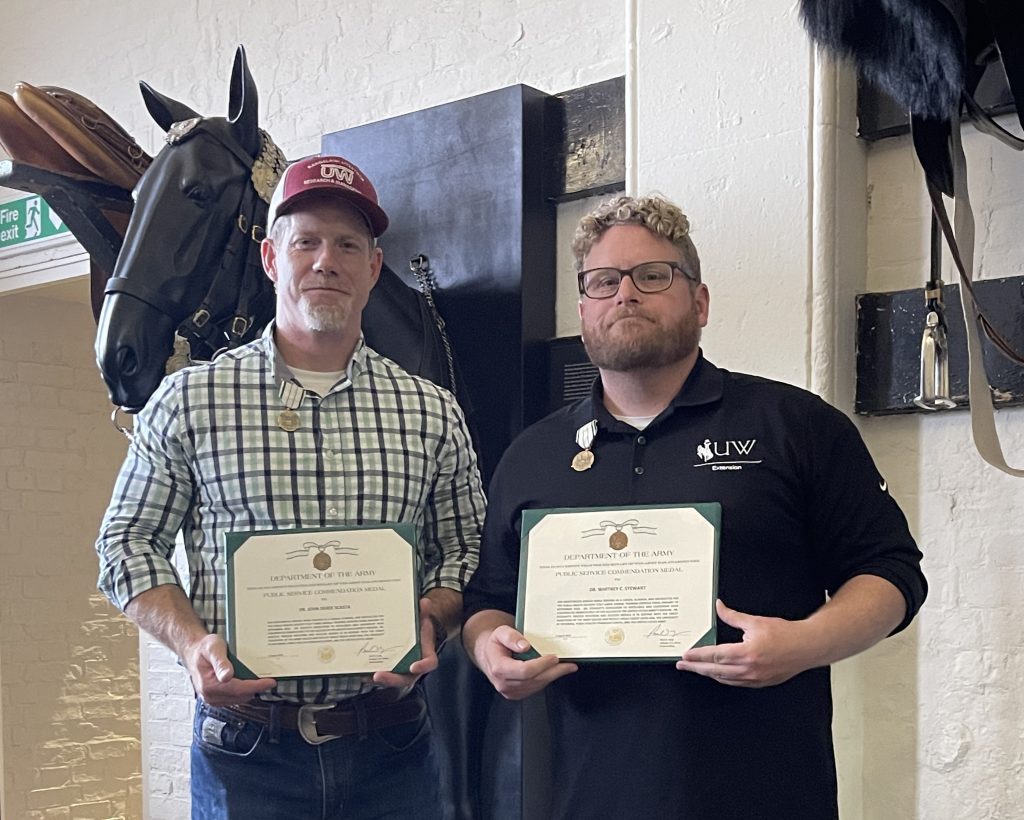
[409,253,458,395]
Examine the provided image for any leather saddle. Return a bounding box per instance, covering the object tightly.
[7,83,151,190]
[0,83,150,318]
[0,91,97,178]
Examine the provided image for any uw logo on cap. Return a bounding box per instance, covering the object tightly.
[321,163,355,185]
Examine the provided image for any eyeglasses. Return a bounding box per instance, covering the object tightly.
[577,261,697,299]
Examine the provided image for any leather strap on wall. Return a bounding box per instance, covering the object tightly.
[928,116,1024,477]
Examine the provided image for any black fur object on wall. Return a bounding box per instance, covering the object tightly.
[799,0,965,119]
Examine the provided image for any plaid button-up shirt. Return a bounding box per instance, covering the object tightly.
[97,324,484,703]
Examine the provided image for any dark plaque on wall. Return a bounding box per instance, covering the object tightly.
[855,277,1024,414]
[324,85,556,482]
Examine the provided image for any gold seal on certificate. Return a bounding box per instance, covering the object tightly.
[225,524,421,679]
[516,504,720,662]
[605,627,625,646]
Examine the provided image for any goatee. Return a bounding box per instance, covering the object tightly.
[301,301,346,333]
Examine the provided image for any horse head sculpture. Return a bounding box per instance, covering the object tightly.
[95,46,280,411]
[96,45,461,414]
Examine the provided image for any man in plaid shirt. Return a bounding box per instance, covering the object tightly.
[96,154,484,819]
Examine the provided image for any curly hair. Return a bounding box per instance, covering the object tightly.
[571,194,701,282]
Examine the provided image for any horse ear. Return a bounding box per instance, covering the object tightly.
[227,45,260,156]
[140,82,200,132]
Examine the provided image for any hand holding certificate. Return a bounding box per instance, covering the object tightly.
[225,525,421,679]
[516,504,720,662]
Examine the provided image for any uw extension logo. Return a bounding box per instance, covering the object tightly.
[693,437,762,471]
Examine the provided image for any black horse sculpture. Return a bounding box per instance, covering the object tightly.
[95,46,455,412]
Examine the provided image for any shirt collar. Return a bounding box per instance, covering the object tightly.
[261,321,369,393]
[570,350,725,433]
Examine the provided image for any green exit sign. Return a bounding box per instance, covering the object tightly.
[0,194,71,249]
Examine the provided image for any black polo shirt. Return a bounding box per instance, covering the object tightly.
[464,353,926,820]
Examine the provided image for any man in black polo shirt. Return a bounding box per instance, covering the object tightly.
[462,194,927,819]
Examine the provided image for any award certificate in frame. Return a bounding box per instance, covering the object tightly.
[225,524,420,679]
[516,503,720,662]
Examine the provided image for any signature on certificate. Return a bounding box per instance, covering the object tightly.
[644,622,687,639]
[358,641,404,656]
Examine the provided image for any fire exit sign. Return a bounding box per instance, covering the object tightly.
[0,194,70,249]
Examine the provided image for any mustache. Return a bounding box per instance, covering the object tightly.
[603,308,654,325]
[301,279,345,292]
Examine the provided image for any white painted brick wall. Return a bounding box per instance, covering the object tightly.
[0,1,623,166]
[865,127,1024,820]
[0,285,142,820]
[139,634,194,820]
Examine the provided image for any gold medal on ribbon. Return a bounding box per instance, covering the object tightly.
[609,530,628,550]
[571,419,599,472]
[571,449,595,471]
[313,551,332,571]
[278,409,300,432]
[277,379,305,433]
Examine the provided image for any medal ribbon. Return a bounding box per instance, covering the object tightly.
[279,379,304,410]
[575,419,598,451]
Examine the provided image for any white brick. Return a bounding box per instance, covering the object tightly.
[25,450,85,472]
[0,382,32,404]
[29,385,63,405]
[66,801,113,820]
[28,786,84,810]
[34,766,73,789]
[0,290,142,819]
[16,362,78,387]
[0,448,24,466]
[147,693,191,722]
[6,468,35,490]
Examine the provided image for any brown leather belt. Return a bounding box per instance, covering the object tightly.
[225,689,424,739]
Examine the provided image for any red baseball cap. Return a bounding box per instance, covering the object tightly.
[267,155,389,237]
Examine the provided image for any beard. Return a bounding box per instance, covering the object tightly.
[582,305,702,371]
[300,299,347,333]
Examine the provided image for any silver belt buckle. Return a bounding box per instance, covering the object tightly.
[297,703,340,745]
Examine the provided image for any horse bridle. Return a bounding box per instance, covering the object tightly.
[104,119,285,373]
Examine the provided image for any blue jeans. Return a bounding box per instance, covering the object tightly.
[190,693,442,819]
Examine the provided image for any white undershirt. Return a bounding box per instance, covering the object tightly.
[611,413,657,430]
[289,366,347,397]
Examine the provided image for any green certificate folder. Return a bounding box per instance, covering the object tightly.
[225,524,421,679]
[516,503,720,663]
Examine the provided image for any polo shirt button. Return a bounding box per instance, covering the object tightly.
[637,436,647,445]
[634,466,645,476]
[328,507,338,516]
